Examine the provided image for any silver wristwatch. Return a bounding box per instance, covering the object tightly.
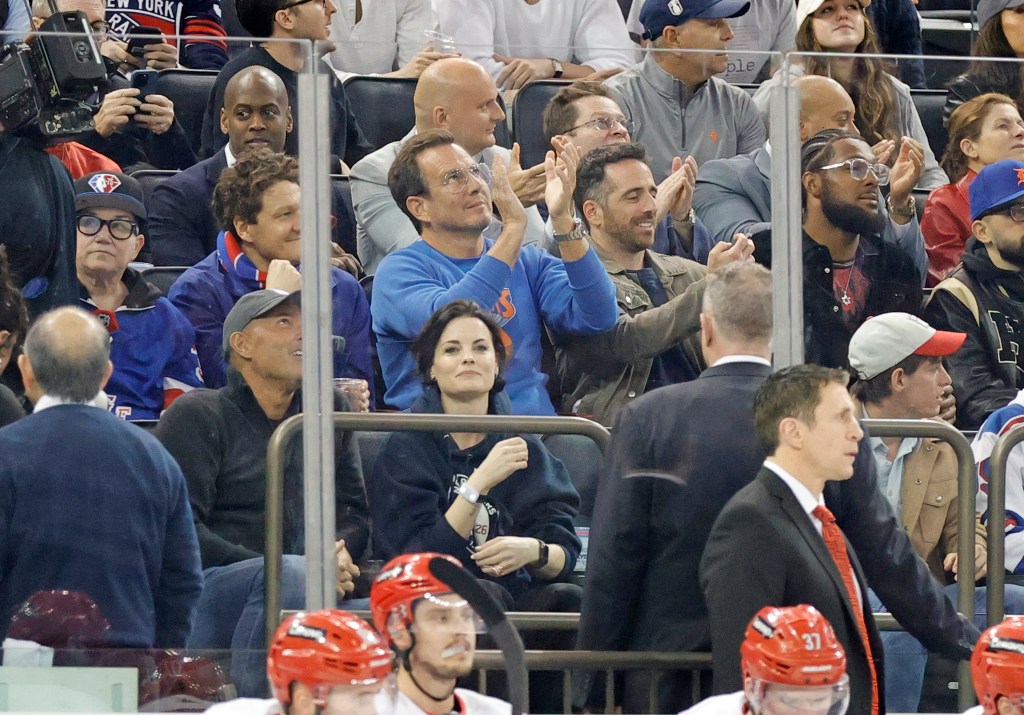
[553,217,589,244]
[456,481,481,504]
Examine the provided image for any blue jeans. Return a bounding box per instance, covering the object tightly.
[186,556,370,697]
[870,584,1024,712]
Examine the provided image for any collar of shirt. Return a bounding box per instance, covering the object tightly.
[763,459,825,534]
[712,355,772,367]
[764,139,772,158]
[225,143,237,168]
[34,391,108,413]
[863,404,919,462]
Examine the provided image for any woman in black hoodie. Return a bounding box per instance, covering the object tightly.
[368,299,581,612]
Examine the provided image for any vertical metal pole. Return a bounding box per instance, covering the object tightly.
[768,68,803,368]
[298,45,335,611]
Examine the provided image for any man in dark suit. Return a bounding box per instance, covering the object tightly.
[577,263,977,714]
[577,261,774,712]
[148,67,292,266]
[701,365,880,715]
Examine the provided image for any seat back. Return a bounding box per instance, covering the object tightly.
[155,69,219,155]
[128,169,179,263]
[331,174,357,257]
[511,80,571,169]
[911,89,950,164]
[140,266,188,296]
[541,432,603,526]
[342,76,418,152]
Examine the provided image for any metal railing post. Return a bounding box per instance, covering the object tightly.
[862,418,976,709]
[265,413,610,644]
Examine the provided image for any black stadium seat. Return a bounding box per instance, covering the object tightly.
[911,89,950,166]
[511,80,571,169]
[155,69,219,155]
[343,76,418,152]
[140,265,188,296]
[129,169,178,263]
[331,174,357,257]
[541,432,603,526]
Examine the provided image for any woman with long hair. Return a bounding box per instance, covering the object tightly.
[753,0,947,190]
[945,0,1024,122]
[923,93,1024,285]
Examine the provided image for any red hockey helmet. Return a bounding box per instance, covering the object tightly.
[972,616,1024,715]
[369,552,464,644]
[742,605,850,715]
[266,610,392,705]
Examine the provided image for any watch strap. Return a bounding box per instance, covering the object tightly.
[456,481,481,504]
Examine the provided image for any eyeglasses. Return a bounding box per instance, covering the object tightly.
[818,157,890,186]
[77,214,139,240]
[90,21,110,36]
[431,164,486,194]
[992,204,1024,223]
[566,116,634,134]
[280,0,327,10]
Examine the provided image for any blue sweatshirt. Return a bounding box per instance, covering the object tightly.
[371,239,617,414]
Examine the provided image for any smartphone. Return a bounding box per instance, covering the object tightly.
[126,26,162,60]
[130,69,159,100]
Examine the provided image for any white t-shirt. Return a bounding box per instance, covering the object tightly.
[678,691,746,715]
[330,0,438,75]
[434,0,639,82]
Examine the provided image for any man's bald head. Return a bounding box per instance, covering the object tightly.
[794,74,857,143]
[221,66,293,156]
[413,58,505,155]
[20,307,112,403]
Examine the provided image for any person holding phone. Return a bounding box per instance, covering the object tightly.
[30,0,197,171]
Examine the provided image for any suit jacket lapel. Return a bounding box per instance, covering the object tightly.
[759,470,868,630]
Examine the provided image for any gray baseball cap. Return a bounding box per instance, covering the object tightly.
[978,0,1024,31]
[222,289,300,355]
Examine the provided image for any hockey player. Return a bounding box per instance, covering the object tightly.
[369,552,510,715]
[681,605,850,715]
[968,616,1024,715]
[205,609,394,715]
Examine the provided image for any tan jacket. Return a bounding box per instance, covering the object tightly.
[900,436,987,581]
[552,246,706,426]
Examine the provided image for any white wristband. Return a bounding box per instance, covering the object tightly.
[456,481,481,505]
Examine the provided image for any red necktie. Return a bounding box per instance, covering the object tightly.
[812,505,879,715]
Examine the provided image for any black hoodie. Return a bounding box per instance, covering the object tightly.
[924,237,1024,429]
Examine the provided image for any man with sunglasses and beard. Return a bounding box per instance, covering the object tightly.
[925,158,1024,430]
[750,129,923,368]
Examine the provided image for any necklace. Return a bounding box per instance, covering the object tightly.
[834,237,860,308]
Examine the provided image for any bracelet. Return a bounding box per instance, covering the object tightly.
[887,194,916,219]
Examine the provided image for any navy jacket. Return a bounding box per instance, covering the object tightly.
[0,405,202,647]
[369,385,580,598]
[149,150,227,267]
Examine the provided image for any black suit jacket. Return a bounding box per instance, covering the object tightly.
[577,361,772,710]
[149,149,227,267]
[700,468,883,715]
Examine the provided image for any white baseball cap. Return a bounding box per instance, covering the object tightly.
[796,0,872,31]
[848,313,966,380]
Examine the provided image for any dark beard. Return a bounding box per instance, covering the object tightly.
[820,185,885,235]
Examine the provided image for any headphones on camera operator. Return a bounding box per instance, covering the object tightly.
[0,0,106,143]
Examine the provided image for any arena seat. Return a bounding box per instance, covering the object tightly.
[128,169,178,264]
[140,266,188,296]
[342,76,418,152]
[330,174,357,257]
[155,69,219,155]
[911,89,950,163]
[541,432,603,526]
[511,80,571,169]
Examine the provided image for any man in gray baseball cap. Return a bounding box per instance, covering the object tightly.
[155,286,369,698]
